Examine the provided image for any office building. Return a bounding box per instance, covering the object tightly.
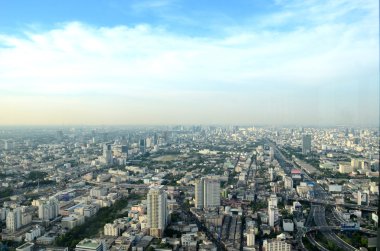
[139,139,146,153]
[195,178,220,209]
[147,185,168,237]
[302,134,312,154]
[103,144,113,165]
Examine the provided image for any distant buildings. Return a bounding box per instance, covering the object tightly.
[302,134,311,154]
[147,185,168,238]
[195,178,221,209]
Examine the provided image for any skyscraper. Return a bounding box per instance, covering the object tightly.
[195,178,220,209]
[195,179,204,209]
[147,185,168,238]
[268,194,278,227]
[302,134,312,154]
[139,139,146,153]
[103,144,113,165]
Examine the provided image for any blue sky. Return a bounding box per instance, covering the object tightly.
[0,0,378,125]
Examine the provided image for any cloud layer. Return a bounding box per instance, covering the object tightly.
[0,0,378,125]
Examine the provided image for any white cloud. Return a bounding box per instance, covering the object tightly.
[0,0,378,125]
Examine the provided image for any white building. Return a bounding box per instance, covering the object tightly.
[357,191,362,205]
[6,208,21,233]
[263,239,291,251]
[25,226,42,242]
[147,185,168,238]
[75,239,106,251]
[181,233,197,248]
[268,194,278,227]
[104,223,121,236]
[282,219,294,232]
[339,163,353,174]
[268,206,278,227]
[61,215,85,230]
[90,188,108,198]
[247,228,255,247]
[38,198,59,221]
[269,168,274,181]
[16,243,34,251]
[284,176,293,190]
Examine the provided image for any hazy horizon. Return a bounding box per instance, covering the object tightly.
[0,0,379,126]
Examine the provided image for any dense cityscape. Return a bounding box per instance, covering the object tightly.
[0,125,378,251]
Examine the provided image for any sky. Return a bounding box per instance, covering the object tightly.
[0,0,378,126]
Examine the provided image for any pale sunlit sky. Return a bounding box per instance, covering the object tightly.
[0,0,378,126]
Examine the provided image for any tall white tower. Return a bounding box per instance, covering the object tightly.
[268,194,278,227]
[147,185,168,238]
[247,228,255,247]
[269,168,274,181]
[357,191,362,205]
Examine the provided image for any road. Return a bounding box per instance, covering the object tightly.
[313,205,358,251]
[178,196,226,251]
[268,140,359,251]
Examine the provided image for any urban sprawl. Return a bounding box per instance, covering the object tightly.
[0,126,378,251]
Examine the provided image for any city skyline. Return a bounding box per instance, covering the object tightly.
[0,0,379,126]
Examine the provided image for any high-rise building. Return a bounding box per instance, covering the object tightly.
[269,168,274,181]
[147,185,168,237]
[268,194,278,227]
[139,139,146,153]
[268,206,277,227]
[302,134,312,154]
[103,144,113,165]
[104,223,121,236]
[121,145,128,158]
[6,208,21,233]
[246,228,255,247]
[195,178,220,209]
[284,176,293,189]
[195,179,204,209]
[38,198,59,221]
[269,147,275,161]
[357,191,362,205]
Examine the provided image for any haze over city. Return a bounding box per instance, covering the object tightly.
[0,0,378,126]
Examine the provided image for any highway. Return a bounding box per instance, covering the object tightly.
[268,140,361,251]
[313,205,358,251]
